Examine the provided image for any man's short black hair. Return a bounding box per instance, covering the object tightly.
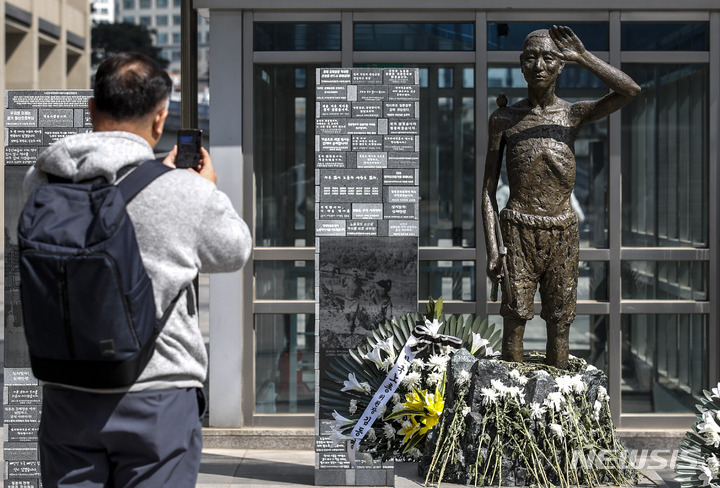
[93,52,172,120]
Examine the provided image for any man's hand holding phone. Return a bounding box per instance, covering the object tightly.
[163,129,218,184]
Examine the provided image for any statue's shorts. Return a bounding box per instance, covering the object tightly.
[498,208,579,325]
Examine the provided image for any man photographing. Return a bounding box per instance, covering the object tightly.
[481,26,640,369]
[23,52,252,487]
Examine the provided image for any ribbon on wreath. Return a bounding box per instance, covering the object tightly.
[345,319,462,467]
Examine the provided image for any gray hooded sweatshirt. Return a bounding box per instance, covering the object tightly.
[24,131,252,392]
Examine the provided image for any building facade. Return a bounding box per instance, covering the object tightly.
[195,1,719,435]
[117,0,209,77]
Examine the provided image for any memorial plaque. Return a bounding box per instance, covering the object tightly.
[316,152,347,168]
[352,135,383,151]
[317,135,351,152]
[4,147,38,166]
[318,102,351,118]
[6,386,41,404]
[383,169,417,186]
[351,203,383,220]
[316,220,347,236]
[6,425,39,443]
[383,102,418,118]
[6,129,43,146]
[351,102,383,118]
[317,86,348,101]
[4,110,38,127]
[351,69,383,85]
[319,170,382,203]
[6,480,40,488]
[384,68,418,85]
[4,405,41,423]
[384,135,417,152]
[357,152,387,169]
[43,127,90,146]
[4,370,37,386]
[389,119,419,134]
[319,68,352,85]
[388,152,420,168]
[316,118,348,135]
[347,220,378,236]
[319,203,352,220]
[7,461,41,478]
[6,90,91,109]
[384,203,417,220]
[386,186,420,203]
[389,220,420,237]
[4,444,38,461]
[38,108,75,127]
[76,107,91,127]
[388,85,420,100]
[346,119,377,134]
[357,86,388,101]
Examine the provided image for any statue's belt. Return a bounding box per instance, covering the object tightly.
[500,208,578,230]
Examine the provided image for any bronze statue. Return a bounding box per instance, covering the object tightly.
[481,26,640,369]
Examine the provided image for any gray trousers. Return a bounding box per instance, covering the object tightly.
[39,385,205,488]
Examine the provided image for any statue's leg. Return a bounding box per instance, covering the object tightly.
[546,321,571,369]
[502,318,526,362]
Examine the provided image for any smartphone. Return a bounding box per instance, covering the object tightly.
[176,129,203,170]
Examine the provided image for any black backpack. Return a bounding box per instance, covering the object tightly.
[17,160,185,388]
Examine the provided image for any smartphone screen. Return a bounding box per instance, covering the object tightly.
[176,129,202,170]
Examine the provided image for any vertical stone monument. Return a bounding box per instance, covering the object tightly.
[314,68,420,486]
[3,89,93,487]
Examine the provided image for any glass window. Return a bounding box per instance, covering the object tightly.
[488,23,608,51]
[171,50,180,61]
[487,65,610,248]
[173,0,180,6]
[122,0,134,9]
[157,32,168,45]
[622,261,708,300]
[139,0,150,8]
[157,0,167,6]
[621,23,709,51]
[156,15,168,26]
[255,23,341,51]
[123,16,134,24]
[255,314,315,414]
[255,261,314,300]
[621,64,708,248]
[139,16,151,27]
[254,65,319,247]
[172,32,181,44]
[420,261,475,302]
[173,14,181,26]
[622,314,706,413]
[355,23,474,51]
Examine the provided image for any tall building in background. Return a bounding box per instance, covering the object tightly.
[115,0,209,79]
[91,0,115,24]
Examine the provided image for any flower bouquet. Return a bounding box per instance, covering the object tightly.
[676,385,720,487]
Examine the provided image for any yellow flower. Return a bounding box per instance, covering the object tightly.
[398,416,421,444]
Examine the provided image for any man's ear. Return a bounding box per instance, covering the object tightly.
[152,108,169,139]
[88,98,96,125]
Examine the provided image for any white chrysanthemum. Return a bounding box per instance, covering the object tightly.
[407,447,423,461]
[382,422,395,438]
[381,357,395,372]
[410,358,425,371]
[556,375,575,395]
[402,371,422,389]
[428,354,450,372]
[491,379,507,393]
[462,406,471,417]
[592,400,602,421]
[586,364,598,371]
[428,371,444,386]
[509,369,521,380]
[530,403,546,420]
[481,387,500,406]
[362,453,374,465]
[391,401,405,413]
[470,333,490,355]
[342,373,372,394]
[392,393,401,404]
[544,391,566,412]
[713,386,720,399]
[366,428,376,442]
[699,411,720,447]
[709,455,720,477]
[349,399,358,415]
[505,385,525,404]
[549,423,564,439]
[597,386,609,402]
[699,464,714,487]
[377,403,387,417]
[518,375,529,386]
[456,369,471,387]
[570,375,586,394]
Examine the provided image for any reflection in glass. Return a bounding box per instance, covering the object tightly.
[622,314,706,413]
[255,314,315,414]
[254,23,341,51]
[354,23,474,51]
[622,64,708,248]
[418,66,476,247]
[621,261,708,301]
[621,23,708,51]
[254,65,320,247]
[488,23,608,51]
[255,261,314,300]
[420,261,474,301]
[487,65,609,248]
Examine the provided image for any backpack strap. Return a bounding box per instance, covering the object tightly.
[117,160,173,204]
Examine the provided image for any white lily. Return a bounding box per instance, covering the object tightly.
[470,333,490,354]
[699,411,720,447]
[328,427,352,447]
[709,454,720,477]
[332,410,354,427]
[341,372,372,394]
[424,318,443,335]
[699,464,714,487]
[375,336,396,358]
[362,347,385,369]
